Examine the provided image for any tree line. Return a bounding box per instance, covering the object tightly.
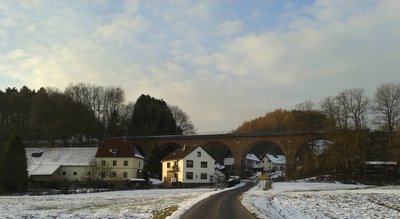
[235,82,400,179]
[0,83,195,146]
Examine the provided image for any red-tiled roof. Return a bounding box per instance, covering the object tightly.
[95,137,145,159]
[161,145,199,161]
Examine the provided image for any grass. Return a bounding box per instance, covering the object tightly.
[152,205,179,219]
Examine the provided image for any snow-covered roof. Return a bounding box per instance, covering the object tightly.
[265,154,286,165]
[365,161,397,165]
[246,153,260,162]
[26,147,97,176]
[215,163,225,170]
[29,164,61,176]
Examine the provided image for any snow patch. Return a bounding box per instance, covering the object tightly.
[242,181,400,219]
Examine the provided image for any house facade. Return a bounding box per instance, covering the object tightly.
[26,147,98,183]
[260,154,286,172]
[245,152,261,169]
[162,145,215,185]
[95,137,145,181]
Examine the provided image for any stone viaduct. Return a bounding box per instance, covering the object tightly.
[126,130,334,178]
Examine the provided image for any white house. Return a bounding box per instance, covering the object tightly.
[260,154,286,172]
[26,147,98,183]
[95,137,145,181]
[161,145,215,186]
[246,152,261,169]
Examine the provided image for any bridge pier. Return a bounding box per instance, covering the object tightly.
[123,131,333,180]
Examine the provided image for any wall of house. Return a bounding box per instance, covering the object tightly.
[246,160,260,169]
[260,157,273,171]
[162,159,185,183]
[96,157,144,180]
[181,148,215,184]
[30,166,88,182]
[162,148,215,184]
[57,166,90,181]
[260,157,286,172]
[30,174,61,182]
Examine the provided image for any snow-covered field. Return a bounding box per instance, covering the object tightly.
[0,187,225,218]
[2,181,400,218]
[242,181,400,219]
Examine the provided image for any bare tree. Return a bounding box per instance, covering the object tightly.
[347,88,370,130]
[295,100,314,111]
[374,82,400,133]
[102,87,125,136]
[332,88,370,130]
[374,82,400,152]
[65,83,126,136]
[169,105,196,135]
[119,102,135,135]
[336,90,352,129]
[320,96,341,128]
[320,88,370,170]
[84,160,115,188]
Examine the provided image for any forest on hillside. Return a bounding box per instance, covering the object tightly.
[234,82,400,179]
[0,83,195,146]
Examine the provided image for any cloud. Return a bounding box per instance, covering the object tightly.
[0,0,399,132]
[215,20,243,36]
[96,1,149,42]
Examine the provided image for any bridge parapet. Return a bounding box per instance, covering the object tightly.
[119,130,335,178]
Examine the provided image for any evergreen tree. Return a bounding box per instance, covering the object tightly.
[128,94,181,136]
[0,132,28,193]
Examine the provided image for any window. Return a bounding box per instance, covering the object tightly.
[200,173,207,179]
[31,152,43,158]
[186,172,193,180]
[167,162,171,168]
[138,161,141,167]
[111,148,119,156]
[123,172,128,178]
[124,160,128,166]
[186,160,193,168]
[201,161,207,168]
[62,171,66,175]
[197,151,201,157]
[73,172,77,176]
[113,160,117,166]
[112,172,116,177]
[101,160,106,166]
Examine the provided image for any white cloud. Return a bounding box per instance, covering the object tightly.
[216,20,243,36]
[0,0,400,132]
[96,3,149,42]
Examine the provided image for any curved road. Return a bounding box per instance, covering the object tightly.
[181,181,256,219]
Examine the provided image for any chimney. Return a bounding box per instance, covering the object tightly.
[182,144,186,151]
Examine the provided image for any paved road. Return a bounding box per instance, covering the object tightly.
[181,181,256,219]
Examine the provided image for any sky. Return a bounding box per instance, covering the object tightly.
[1,0,399,133]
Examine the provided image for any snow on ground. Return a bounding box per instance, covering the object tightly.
[0,188,212,218]
[4,180,399,219]
[242,181,400,219]
[0,183,245,219]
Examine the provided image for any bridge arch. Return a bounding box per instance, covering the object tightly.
[245,140,285,155]
[127,131,335,179]
[242,140,286,177]
[202,141,234,176]
[294,138,335,178]
[158,142,181,153]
